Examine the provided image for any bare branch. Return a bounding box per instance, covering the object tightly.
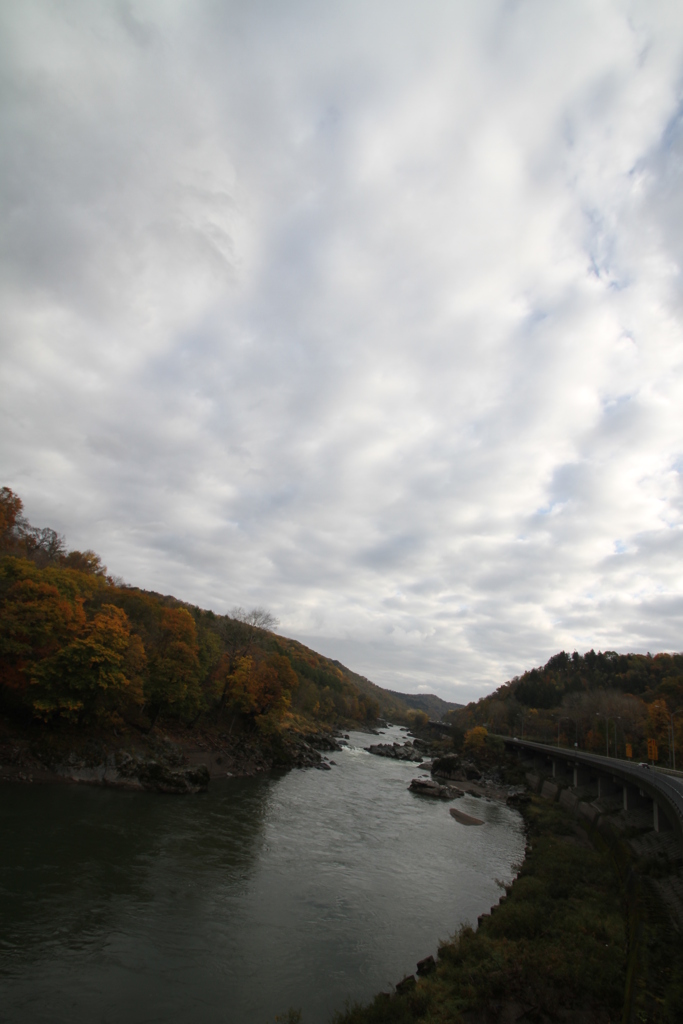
[229,606,279,632]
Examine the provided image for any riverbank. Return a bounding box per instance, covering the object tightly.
[0,713,347,793]
[333,794,627,1023]
[330,748,683,1024]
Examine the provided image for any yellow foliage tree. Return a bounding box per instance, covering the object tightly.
[31,604,145,722]
[463,725,488,753]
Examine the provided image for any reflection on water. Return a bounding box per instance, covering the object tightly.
[0,727,524,1023]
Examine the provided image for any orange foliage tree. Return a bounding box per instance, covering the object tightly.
[145,608,201,724]
[0,487,389,734]
[32,605,145,723]
[0,574,85,702]
[223,652,299,725]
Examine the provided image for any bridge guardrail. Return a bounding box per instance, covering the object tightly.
[503,738,683,780]
[498,736,683,852]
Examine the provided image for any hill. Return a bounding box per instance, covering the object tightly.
[0,486,418,786]
[451,648,683,765]
[384,689,463,721]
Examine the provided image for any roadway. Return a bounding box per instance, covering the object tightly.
[501,736,683,845]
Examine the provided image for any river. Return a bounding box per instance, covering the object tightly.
[0,725,525,1023]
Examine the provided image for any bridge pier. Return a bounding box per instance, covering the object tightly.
[654,801,673,833]
[551,759,572,780]
[598,776,622,799]
[573,765,591,787]
[504,739,683,857]
[622,784,650,812]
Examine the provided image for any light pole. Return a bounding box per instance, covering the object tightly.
[596,713,611,757]
[566,715,579,748]
[554,715,570,748]
[669,709,683,770]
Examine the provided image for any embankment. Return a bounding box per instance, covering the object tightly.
[331,752,683,1024]
[0,715,343,793]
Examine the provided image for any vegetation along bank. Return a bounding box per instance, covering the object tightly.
[331,733,683,1024]
[5,485,683,1019]
[0,487,424,791]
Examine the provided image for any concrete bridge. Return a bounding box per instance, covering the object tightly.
[501,736,683,855]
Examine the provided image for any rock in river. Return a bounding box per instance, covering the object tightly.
[450,807,484,826]
[409,778,463,799]
[366,742,423,762]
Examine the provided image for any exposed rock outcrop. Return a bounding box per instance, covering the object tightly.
[431,753,482,782]
[50,748,211,793]
[304,731,343,752]
[366,741,423,761]
[409,777,463,799]
[431,753,462,780]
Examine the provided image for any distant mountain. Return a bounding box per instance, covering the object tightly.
[328,661,414,721]
[384,690,464,721]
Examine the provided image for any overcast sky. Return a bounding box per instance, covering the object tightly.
[2,1,683,701]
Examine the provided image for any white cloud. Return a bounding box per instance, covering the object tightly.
[2,1,683,701]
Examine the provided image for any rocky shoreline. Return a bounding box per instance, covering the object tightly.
[0,720,345,794]
[364,738,427,761]
[403,750,530,808]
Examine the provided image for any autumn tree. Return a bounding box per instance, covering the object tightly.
[215,607,279,711]
[22,526,67,568]
[230,606,279,631]
[222,652,299,726]
[32,604,145,723]
[61,549,107,576]
[0,574,86,706]
[463,726,488,754]
[407,709,429,731]
[145,607,201,724]
[0,487,23,550]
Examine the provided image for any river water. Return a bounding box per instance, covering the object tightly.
[0,726,524,1024]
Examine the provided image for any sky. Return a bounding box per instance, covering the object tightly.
[2,1,683,702]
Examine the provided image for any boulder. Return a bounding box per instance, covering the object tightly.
[506,786,530,808]
[450,807,485,826]
[409,778,463,799]
[122,758,210,794]
[365,742,395,757]
[431,753,461,779]
[541,780,559,802]
[366,742,423,761]
[416,955,436,976]
[304,731,342,752]
[395,976,416,995]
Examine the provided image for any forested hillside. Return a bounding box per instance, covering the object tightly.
[451,648,683,765]
[0,487,411,740]
[385,689,464,721]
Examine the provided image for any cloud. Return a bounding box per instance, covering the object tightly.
[2,1,683,701]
